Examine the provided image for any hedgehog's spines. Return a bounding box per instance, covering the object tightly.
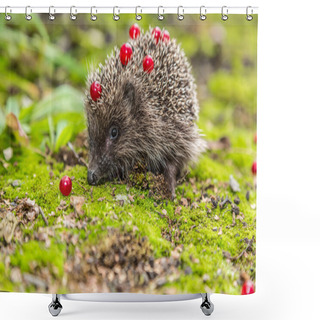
[86,27,199,122]
[85,26,206,196]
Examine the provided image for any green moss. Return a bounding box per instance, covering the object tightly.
[10,241,65,277]
[0,137,256,293]
[0,261,14,291]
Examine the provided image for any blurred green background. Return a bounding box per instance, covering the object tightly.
[0,14,257,154]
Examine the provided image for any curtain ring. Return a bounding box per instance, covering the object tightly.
[113,6,120,21]
[25,6,32,21]
[246,6,253,21]
[221,6,228,21]
[177,6,184,21]
[5,6,12,21]
[158,6,164,21]
[200,6,207,21]
[91,6,97,21]
[70,6,77,21]
[48,6,55,21]
[135,6,142,21]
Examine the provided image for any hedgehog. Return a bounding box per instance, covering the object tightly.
[84,25,206,198]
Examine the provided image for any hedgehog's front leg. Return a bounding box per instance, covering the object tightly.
[163,162,179,200]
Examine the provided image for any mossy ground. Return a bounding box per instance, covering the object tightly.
[0,98,256,294]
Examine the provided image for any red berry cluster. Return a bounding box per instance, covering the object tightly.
[90,25,170,101]
[152,26,170,44]
[120,24,158,72]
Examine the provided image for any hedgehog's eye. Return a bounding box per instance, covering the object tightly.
[110,126,118,140]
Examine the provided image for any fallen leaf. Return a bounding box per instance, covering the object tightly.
[62,215,76,228]
[223,251,232,259]
[175,206,182,215]
[229,175,241,192]
[0,212,21,243]
[203,274,210,282]
[190,202,199,209]
[6,112,29,145]
[11,180,21,187]
[115,194,130,205]
[181,198,188,207]
[70,196,85,216]
[57,200,68,211]
[3,147,13,161]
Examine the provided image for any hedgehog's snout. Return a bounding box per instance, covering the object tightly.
[87,169,98,185]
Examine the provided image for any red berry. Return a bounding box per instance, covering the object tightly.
[241,280,255,295]
[129,24,141,39]
[143,55,154,73]
[90,81,102,102]
[120,43,133,66]
[152,27,161,44]
[162,30,170,42]
[251,161,257,175]
[59,176,72,196]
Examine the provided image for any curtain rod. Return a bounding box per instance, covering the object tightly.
[0,6,259,16]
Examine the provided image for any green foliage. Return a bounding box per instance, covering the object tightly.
[209,72,257,113]
[10,241,65,277]
[0,108,5,135]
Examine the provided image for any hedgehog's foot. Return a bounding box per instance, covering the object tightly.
[164,163,178,200]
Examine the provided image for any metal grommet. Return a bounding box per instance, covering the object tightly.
[135,6,142,21]
[91,6,97,21]
[200,6,207,21]
[70,6,77,21]
[177,6,184,21]
[25,6,32,21]
[221,6,228,21]
[5,6,12,21]
[158,6,164,21]
[113,6,120,21]
[246,6,253,21]
[48,6,55,21]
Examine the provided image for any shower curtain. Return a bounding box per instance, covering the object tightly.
[0,11,257,296]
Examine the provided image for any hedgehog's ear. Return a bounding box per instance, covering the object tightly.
[122,81,138,113]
